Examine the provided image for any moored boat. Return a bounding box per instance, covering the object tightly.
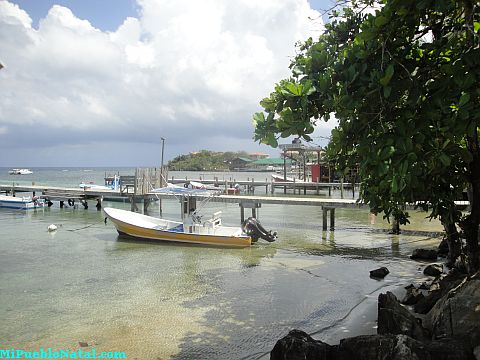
[0,195,44,210]
[104,207,253,247]
[104,184,276,247]
[8,168,33,175]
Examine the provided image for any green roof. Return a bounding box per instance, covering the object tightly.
[236,157,253,162]
[251,158,290,166]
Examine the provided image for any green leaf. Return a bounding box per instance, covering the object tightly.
[438,153,451,167]
[391,176,398,193]
[383,86,392,98]
[459,93,470,107]
[379,64,394,86]
[375,16,388,27]
[252,112,265,125]
[474,22,480,32]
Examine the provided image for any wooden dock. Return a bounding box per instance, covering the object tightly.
[168,176,359,197]
[0,181,361,230]
[0,171,468,231]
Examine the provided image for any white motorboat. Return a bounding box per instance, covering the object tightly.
[104,185,277,247]
[8,168,33,175]
[0,195,44,210]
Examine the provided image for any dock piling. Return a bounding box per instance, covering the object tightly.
[322,207,335,231]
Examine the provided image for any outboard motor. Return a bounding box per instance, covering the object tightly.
[242,217,277,243]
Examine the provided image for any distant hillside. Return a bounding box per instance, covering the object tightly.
[168,150,251,171]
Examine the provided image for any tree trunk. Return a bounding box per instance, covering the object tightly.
[463,0,479,273]
[441,220,461,267]
[465,135,480,273]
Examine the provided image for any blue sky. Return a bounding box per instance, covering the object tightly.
[9,0,333,31]
[0,0,336,167]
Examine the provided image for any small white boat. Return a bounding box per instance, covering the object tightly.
[104,207,253,247]
[8,168,33,175]
[0,195,44,210]
[79,175,120,191]
[271,173,297,182]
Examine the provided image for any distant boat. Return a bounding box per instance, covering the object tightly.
[79,175,120,191]
[271,173,296,182]
[8,168,33,175]
[0,195,44,210]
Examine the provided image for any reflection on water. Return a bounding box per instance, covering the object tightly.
[0,175,443,359]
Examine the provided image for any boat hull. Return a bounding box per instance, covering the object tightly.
[104,208,251,248]
[0,195,41,210]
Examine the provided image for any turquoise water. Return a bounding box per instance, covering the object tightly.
[0,168,443,359]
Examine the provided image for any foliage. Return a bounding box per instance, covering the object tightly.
[168,150,250,171]
[254,0,480,270]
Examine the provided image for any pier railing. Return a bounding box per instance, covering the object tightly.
[132,167,168,195]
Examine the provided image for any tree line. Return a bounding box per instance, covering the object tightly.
[254,0,480,272]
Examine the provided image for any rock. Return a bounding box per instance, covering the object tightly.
[271,332,473,360]
[414,289,443,314]
[78,341,88,347]
[426,338,475,360]
[337,334,415,360]
[426,273,480,349]
[410,248,437,260]
[337,334,471,360]
[424,264,443,277]
[401,287,425,306]
[415,270,466,314]
[419,282,430,290]
[369,267,389,279]
[377,291,430,340]
[270,329,335,360]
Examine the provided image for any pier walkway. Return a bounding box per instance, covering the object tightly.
[0,182,469,231]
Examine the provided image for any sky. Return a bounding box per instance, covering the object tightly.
[0,0,336,167]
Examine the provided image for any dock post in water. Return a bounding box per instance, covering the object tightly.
[322,207,335,231]
[340,178,344,199]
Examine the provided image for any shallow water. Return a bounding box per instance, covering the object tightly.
[0,168,443,359]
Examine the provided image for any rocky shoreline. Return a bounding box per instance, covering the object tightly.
[271,245,480,359]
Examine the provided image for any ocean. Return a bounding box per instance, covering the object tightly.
[0,167,443,359]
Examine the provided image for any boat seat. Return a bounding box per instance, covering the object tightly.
[204,211,222,229]
[169,224,184,232]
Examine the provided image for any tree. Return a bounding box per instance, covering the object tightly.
[253,0,480,271]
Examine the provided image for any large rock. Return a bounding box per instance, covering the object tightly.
[369,267,389,279]
[426,273,480,349]
[271,332,473,360]
[270,329,334,360]
[337,334,472,360]
[414,289,443,314]
[401,286,425,306]
[410,249,437,260]
[424,264,443,277]
[378,291,430,340]
[414,270,466,314]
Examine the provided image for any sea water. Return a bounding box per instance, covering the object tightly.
[0,168,443,359]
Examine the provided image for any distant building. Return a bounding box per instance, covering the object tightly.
[230,157,253,170]
[250,157,291,171]
[248,152,269,160]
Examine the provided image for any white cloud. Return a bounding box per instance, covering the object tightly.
[0,0,31,28]
[0,0,323,166]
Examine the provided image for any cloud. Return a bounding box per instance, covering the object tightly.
[0,0,325,166]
